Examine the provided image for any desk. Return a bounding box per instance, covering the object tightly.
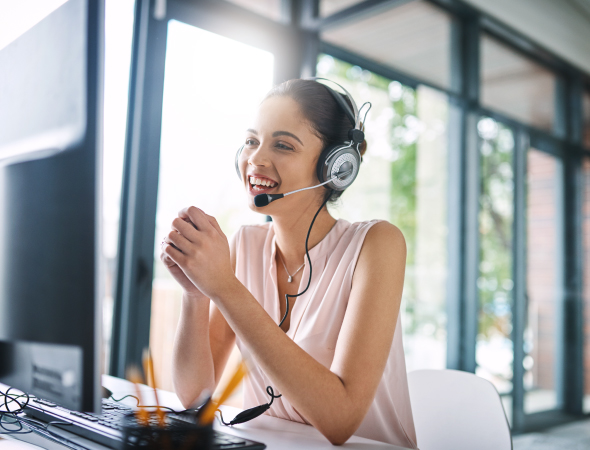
[5,376,411,450]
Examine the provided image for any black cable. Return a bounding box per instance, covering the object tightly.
[109,394,181,413]
[278,190,334,328]
[0,387,30,415]
[222,193,334,428]
[217,386,282,426]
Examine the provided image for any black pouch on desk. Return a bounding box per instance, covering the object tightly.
[120,413,213,450]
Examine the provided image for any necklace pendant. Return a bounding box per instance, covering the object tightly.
[288,275,293,283]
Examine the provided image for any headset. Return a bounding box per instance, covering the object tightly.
[234,78,366,204]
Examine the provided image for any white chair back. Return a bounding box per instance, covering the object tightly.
[407,369,512,450]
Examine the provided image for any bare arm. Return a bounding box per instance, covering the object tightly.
[164,216,236,408]
[164,209,406,444]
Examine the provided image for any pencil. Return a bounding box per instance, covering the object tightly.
[199,361,248,425]
[143,348,165,427]
[126,366,149,426]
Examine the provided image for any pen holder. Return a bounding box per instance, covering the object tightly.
[120,412,213,450]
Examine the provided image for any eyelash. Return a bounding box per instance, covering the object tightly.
[244,139,293,152]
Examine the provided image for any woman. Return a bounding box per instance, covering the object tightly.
[160,79,417,448]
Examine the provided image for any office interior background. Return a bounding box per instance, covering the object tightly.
[3,0,590,439]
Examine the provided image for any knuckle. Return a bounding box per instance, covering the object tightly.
[167,231,176,240]
[172,217,183,228]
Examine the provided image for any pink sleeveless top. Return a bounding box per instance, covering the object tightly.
[234,219,417,448]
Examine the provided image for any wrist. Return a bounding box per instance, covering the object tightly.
[182,291,209,304]
[209,276,243,305]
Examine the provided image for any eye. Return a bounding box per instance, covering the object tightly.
[245,138,258,146]
[275,142,293,151]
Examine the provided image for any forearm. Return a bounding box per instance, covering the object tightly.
[172,293,215,408]
[212,280,360,443]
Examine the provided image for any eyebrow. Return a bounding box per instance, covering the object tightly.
[246,129,304,146]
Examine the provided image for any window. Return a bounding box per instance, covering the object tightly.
[476,118,515,407]
[317,54,449,372]
[149,20,273,399]
[524,148,562,414]
[480,34,558,133]
[321,0,456,91]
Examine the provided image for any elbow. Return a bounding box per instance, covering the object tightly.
[318,418,361,446]
[324,429,355,446]
[173,379,215,409]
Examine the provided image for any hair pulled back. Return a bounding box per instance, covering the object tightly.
[263,79,367,204]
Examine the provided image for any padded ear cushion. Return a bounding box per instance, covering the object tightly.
[235,145,244,180]
[316,144,361,191]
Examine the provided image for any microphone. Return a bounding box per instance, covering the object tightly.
[254,168,352,207]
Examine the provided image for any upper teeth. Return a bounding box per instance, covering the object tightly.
[249,177,277,187]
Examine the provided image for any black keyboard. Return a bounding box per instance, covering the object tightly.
[24,397,265,449]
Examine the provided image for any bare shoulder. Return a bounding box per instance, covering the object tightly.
[360,221,406,262]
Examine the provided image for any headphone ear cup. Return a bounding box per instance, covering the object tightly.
[235,145,244,180]
[317,144,360,191]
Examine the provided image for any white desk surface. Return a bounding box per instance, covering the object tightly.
[4,375,411,449]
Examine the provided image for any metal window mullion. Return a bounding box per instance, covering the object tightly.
[110,0,168,377]
[511,127,528,432]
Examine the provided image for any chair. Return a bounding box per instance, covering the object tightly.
[407,369,512,450]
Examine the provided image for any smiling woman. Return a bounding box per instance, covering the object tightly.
[162,78,417,447]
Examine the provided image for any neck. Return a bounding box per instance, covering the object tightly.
[271,201,336,267]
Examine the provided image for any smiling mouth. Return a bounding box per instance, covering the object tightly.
[249,176,278,192]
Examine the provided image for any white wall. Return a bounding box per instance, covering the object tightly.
[463,0,590,75]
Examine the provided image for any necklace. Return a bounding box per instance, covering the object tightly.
[277,252,305,283]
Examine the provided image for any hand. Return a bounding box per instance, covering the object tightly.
[161,207,235,300]
[160,234,206,300]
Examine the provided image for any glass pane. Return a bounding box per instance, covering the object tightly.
[224,0,283,21]
[102,0,135,373]
[321,0,455,90]
[583,89,590,149]
[524,148,562,414]
[584,158,590,413]
[481,34,557,132]
[317,54,449,372]
[150,20,273,401]
[320,0,364,17]
[476,118,515,407]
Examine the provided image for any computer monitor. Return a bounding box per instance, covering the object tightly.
[0,0,104,413]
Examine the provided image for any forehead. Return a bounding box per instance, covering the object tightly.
[252,96,315,138]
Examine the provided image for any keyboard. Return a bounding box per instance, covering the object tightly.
[24,397,266,449]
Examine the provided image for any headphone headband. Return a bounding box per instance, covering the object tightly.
[305,77,361,130]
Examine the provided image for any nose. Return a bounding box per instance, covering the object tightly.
[246,143,272,169]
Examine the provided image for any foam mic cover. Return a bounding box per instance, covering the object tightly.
[254,193,284,207]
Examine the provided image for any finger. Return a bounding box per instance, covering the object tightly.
[204,214,225,238]
[172,217,199,242]
[165,229,193,254]
[178,206,212,232]
[160,250,177,267]
[162,242,185,266]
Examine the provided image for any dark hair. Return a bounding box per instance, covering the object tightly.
[263,79,367,205]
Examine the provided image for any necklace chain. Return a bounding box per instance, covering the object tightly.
[277,252,305,283]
